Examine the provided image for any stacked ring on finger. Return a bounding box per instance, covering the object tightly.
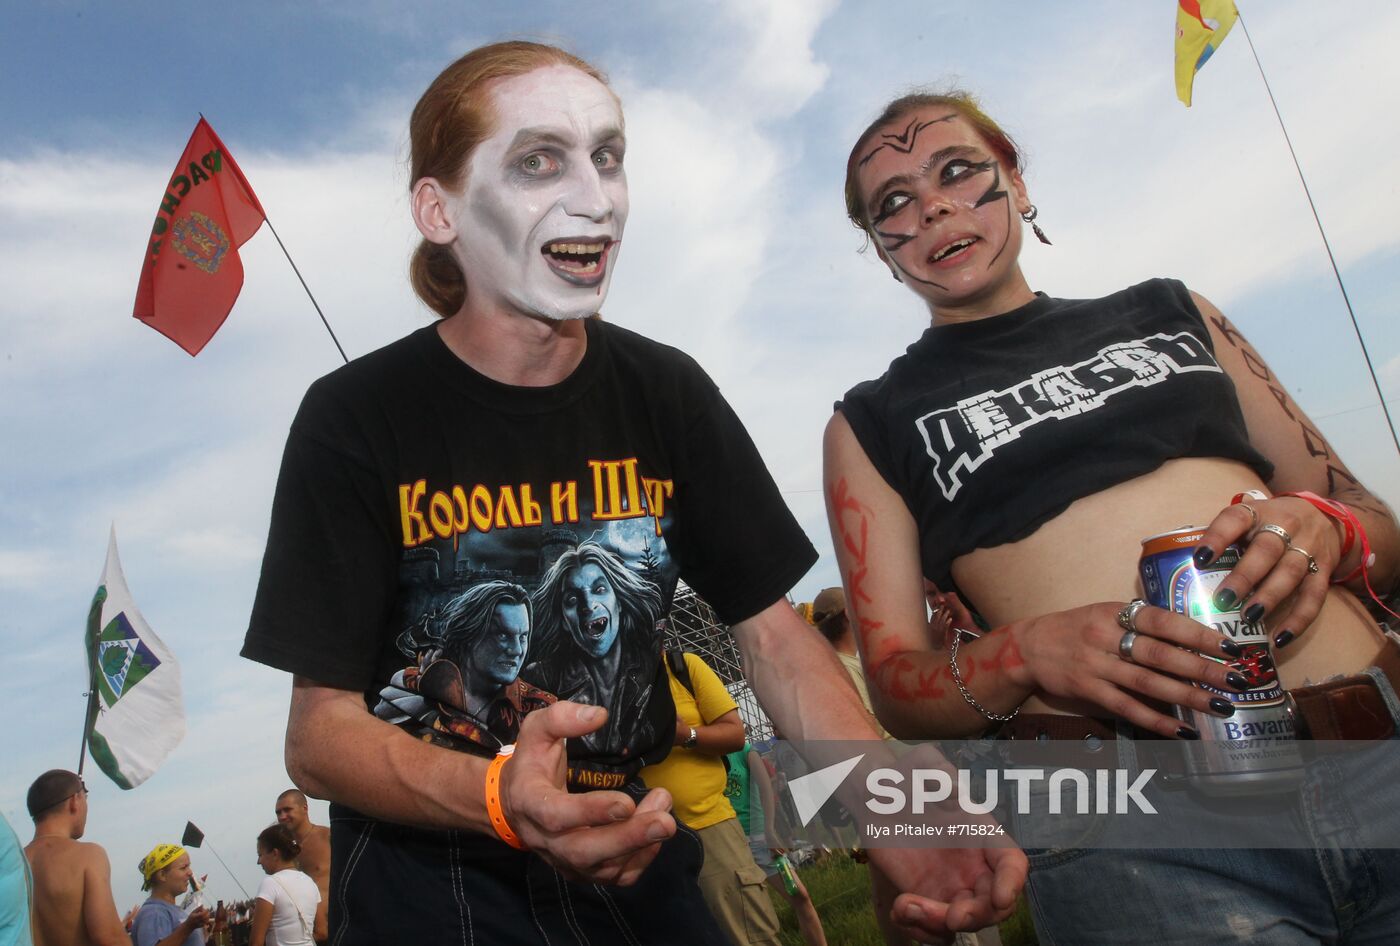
[1116,599,1148,633]
[1235,502,1259,533]
[1256,523,1292,546]
[1284,544,1320,574]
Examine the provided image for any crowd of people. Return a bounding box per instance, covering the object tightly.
[9,632,928,946]
[12,778,330,946]
[8,31,1398,946]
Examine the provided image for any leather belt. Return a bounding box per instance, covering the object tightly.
[1000,641,1400,744]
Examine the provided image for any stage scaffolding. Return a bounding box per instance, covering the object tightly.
[664,581,774,742]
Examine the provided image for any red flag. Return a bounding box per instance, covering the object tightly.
[133,118,266,355]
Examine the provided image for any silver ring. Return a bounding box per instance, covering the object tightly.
[1284,544,1320,574]
[1117,599,1148,633]
[1118,629,1140,662]
[1235,502,1259,532]
[1256,523,1292,546]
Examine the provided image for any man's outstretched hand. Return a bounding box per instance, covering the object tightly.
[499,701,676,885]
[870,843,1027,944]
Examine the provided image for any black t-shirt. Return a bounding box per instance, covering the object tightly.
[243,318,816,787]
[838,278,1273,591]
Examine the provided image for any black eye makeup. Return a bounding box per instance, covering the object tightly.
[941,158,992,185]
[871,192,912,227]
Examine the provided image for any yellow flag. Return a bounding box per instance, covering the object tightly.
[1175,0,1239,106]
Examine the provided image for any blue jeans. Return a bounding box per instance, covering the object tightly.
[1018,665,1400,945]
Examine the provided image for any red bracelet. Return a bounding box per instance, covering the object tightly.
[1273,492,1395,620]
[1276,490,1356,562]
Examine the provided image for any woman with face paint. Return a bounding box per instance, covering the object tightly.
[827,89,1400,944]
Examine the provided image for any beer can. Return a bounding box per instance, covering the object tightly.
[1140,526,1303,795]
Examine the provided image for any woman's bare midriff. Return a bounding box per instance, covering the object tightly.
[951,457,1385,717]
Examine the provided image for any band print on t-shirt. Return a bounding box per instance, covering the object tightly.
[915,331,1223,501]
[372,457,681,787]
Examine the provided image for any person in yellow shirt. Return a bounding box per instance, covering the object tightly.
[638,651,780,946]
[810,587,890,739]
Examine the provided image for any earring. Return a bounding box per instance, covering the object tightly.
[1021,205,1051,245]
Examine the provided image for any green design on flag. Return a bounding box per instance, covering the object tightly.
[84,528,185,789]
[95,611,162,709]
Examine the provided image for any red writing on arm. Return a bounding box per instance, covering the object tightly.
[874,655,948,703]
[980,629,1024,674]
[829,477,874,608]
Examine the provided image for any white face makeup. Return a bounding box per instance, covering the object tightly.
[448,64,628,322]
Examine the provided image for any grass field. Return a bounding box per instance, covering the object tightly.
[766,852,1039,946]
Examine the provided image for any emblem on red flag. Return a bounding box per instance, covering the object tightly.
[133,118,266,355]
[171,211,231,275]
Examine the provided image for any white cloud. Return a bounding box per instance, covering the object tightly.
[721,0,837,121]
[0,548,62,589]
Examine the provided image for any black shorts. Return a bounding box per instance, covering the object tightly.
[327,786,734,945]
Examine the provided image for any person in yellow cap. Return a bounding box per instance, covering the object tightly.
[130,844,209,946]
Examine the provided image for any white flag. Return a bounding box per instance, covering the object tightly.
[84,527,185,788]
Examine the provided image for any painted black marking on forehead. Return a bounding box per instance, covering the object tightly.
[857,113,959,169]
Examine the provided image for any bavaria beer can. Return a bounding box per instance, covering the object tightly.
[1140,527,1303,795]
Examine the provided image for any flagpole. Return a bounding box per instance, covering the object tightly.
[193,112,348,365]
[1235,8,1400,461]
[77,681,97,776]
[263,216,350,365]
[202,839,252,899]
[79,573,108,778]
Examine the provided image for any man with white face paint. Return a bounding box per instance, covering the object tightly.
[244,41,1025,945]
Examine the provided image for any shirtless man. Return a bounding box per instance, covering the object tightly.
[23,769,129,946]
[274,789,329,903]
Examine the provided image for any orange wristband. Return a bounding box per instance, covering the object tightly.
[485,745,526,850]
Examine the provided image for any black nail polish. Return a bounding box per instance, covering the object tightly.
[1220,638,1243,657]
[1225,671,1249,691]
[1275,630,1296,648]
[1209,697,1236,717]
[1214,588,1238,610]
[1244,603,1266,625]
[1176,727,1201,740]
[1193,546,1215,568]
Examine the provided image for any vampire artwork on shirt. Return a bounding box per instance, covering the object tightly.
[374,468,681,787]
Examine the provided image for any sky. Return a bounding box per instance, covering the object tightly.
[3,0,1398,910]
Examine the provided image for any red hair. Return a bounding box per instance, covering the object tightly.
[408,42,613,318]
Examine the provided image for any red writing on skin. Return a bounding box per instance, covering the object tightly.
[981,630,1024,674]
[829,478,874,608]
[830,477,891,661]
[877,655,947,703]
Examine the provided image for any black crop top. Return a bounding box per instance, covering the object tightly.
[837,278,1274,591]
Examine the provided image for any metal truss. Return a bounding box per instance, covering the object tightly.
[664,581,773,743]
